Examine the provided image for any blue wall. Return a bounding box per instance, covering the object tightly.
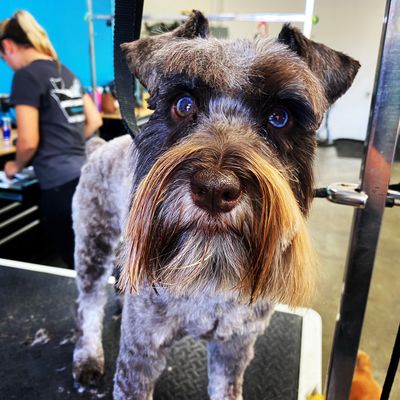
[0,0,114,94]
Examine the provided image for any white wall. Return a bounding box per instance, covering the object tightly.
[312,0,386,141]
[143,0,387,141]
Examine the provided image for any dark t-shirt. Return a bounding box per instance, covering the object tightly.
[10,60,86,189]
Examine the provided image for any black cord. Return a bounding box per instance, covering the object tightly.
[381,324,400,400]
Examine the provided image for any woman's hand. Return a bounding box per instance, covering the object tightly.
[83,94,103,137]
[4,160,20,178]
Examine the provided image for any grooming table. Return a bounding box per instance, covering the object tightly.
[0,259,321,400]
[0,169,40,251]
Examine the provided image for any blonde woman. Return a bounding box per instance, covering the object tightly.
[0,10,103,268]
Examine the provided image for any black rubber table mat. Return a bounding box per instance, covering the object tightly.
[0,265,302,399]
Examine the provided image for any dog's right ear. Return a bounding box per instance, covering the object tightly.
[278,24,360,105]
[172,10,209,39]
[121,10,209,92]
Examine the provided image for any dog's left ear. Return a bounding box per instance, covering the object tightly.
[278,25,360,104]
[121,10,209,93]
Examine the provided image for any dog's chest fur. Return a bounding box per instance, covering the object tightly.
[124,287,274,343]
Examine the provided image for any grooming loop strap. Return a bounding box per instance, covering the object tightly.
[113,0,144,138]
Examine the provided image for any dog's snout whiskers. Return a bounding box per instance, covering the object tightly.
[190,169,242,213]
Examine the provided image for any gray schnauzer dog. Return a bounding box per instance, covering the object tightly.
[72,11,359,400]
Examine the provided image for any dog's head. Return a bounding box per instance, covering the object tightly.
[119,11,359,305]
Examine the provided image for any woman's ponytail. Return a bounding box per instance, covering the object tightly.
[0,10,59,65]
[14,10,59,62]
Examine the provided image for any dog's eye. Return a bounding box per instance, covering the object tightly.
[172,96,196,119]
[267,107,289,128]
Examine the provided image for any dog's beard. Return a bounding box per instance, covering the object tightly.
[119,135,316,306]
[150,184,253,294]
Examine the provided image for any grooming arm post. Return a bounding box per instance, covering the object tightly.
[325,0,400,398]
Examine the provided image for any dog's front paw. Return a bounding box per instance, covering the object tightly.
[73,345,105,388]
[73,357,104,391]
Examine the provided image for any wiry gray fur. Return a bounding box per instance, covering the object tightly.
[72,135,274,400]
[72,10,359,400]
[72,135,134,388]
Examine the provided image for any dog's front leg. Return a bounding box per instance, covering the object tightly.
[113,291,177,400]
[207,334,257,400]
[73,238,118,387]
[72,164,123,388]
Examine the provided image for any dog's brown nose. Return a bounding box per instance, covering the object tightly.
[190,169,241,213]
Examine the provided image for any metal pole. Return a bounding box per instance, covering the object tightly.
[303,0,314,38]
[87,0,98,105]
[325,0,400,399]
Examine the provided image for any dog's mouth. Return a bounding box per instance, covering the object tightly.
[153,185,253,265]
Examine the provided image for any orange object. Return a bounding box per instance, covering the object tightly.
[349,351,381,400]
[101,92,117,114]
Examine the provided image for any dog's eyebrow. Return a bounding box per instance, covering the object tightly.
[157,73,216,96]
[156,37,254,94]
[275,89,321,130]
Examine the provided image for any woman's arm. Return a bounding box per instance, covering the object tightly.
[82,93,103,138]
[4,105,39,178]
